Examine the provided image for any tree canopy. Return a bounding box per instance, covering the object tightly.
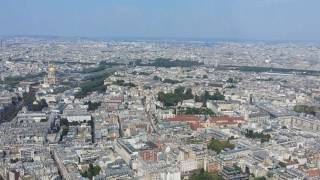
[244,129,271,143]
[23,91,48,111]
[207,138,235,154]
[158,87,194,106]
[195,90,225,106]
[113,80,136,87]
[178,107,215,116]
[191,170,223,180]
[85,101,102,111]
[81,163,101,180]
[135,58,204,68]
[294,105,320,116]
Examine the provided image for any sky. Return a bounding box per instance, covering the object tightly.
[0,0,320,41]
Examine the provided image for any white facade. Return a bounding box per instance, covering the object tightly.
[180,159,198,173]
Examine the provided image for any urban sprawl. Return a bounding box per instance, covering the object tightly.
[1,37,320,180]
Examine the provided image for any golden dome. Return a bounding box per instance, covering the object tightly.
[48,65,56,72]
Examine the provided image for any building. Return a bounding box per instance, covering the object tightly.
[220,166,249,180]
[62,103,91,122]
[43,63,57,87]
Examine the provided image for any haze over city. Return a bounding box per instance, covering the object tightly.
[1,0,320,41]
[1,1,320,180]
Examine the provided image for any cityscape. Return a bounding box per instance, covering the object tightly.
[1,1,320,180]
[1,37,320,180]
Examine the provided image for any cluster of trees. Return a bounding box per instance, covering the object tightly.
[23,91,48,111]
[223,65,320,76]
[178,107,215,116]
[80,163,101,180]
[30,99,48,111]
[195,90,225,106]
[53,86,72,94]
[135,58,204,68]
[158,92,180,106]
[244,129,271,143]
[158,88,225,107]
[226,77,236,83]
[81,64,107,74]
[75,72,112,98]
[75,64,119,99]
[23,91,36,110]
[99,61,125,66]
[0,96,23,122]
[256,77,274,81]
[153,76,162,81]
[80,61,118,74]
[191,170,223,180]
[0,72,46,86]
[152,58,203,67]
[158,87,193,106]
[153,76,182,84]
[294,105,320,116]
[207,138,235,154]
[59,118,69,141]
[162,79,181,84]
[143,85,152,90]
[112,80,136,87]
[75,79,106,98]
[85,101,102,111]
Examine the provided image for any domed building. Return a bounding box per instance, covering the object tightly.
[43,64,56,87]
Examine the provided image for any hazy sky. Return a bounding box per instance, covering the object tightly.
[1,0,320,41]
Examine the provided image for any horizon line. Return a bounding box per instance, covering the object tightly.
[1,34,320,44]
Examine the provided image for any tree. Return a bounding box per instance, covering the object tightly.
[210,91,225,100]
[113,80,136,87]
[207,138,235,154]
[294,105,320,116]
[158,87,195,107]
[153,76,162,81]
[266,171,273,178]
[184,88,194,100]
[162,79,181,84]
[227,77,236,83]
[81,163,101,180]
[195,90,225,106]
[59,118,69,141]
[25,97,48,112]
[179,107,215,116]
[191,169,223,180]
[137,58,204,68]
[60,126,69,141]
[75,70,113,99]
[85,101,102,111]
[279,161,287,168]
[244,129,271,143]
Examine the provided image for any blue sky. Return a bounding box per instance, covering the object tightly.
[0,0,320,41]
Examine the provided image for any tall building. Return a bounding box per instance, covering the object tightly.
[47,64,56,85]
